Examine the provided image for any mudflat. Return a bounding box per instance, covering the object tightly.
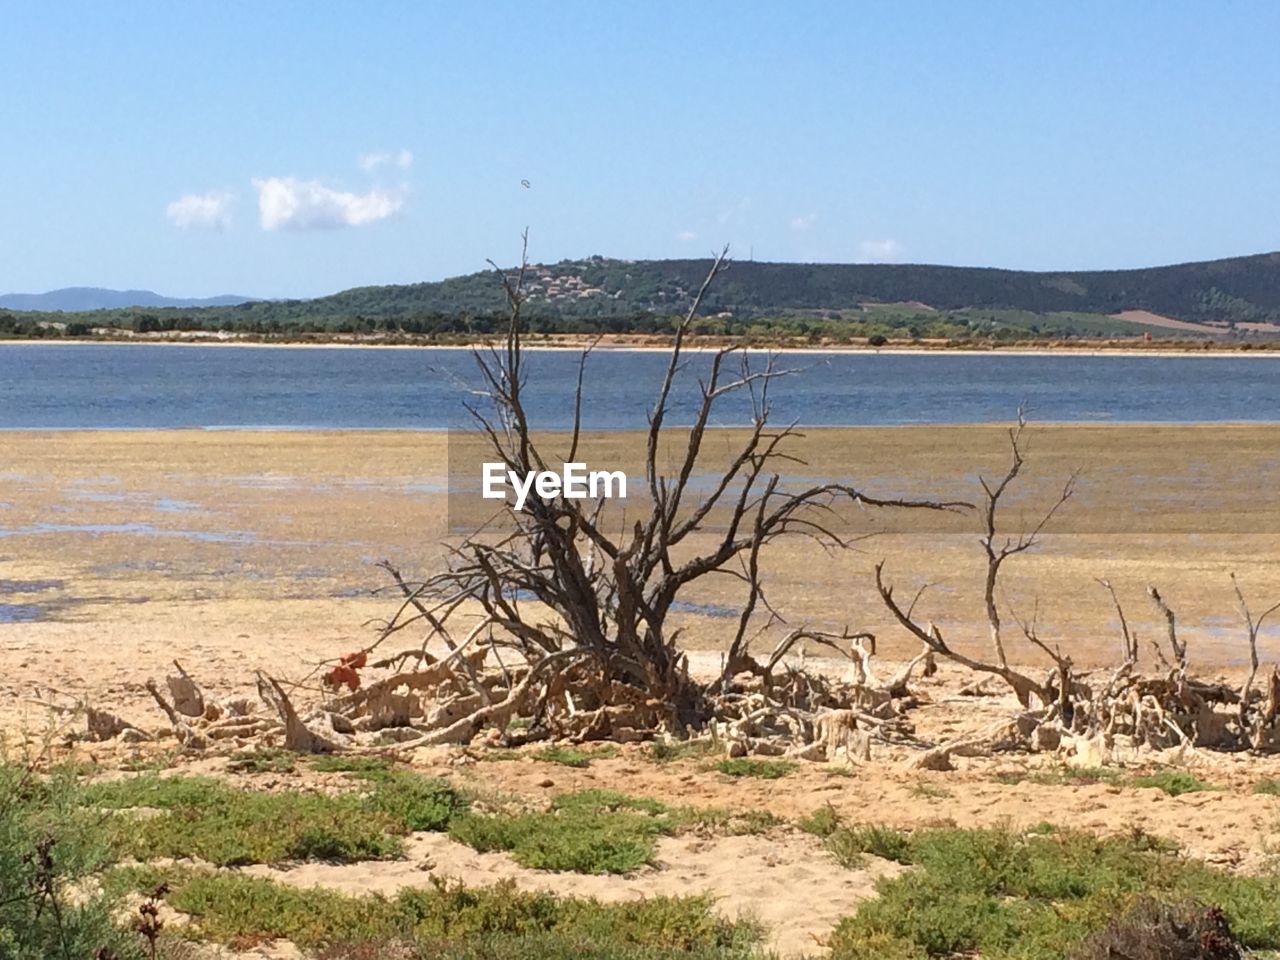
[3,424,1280,727]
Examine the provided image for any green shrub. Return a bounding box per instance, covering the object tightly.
[109,869,759,956]
[0,763,144,959]
[827,824,913,868]
[829,826,1280,959]
[86,772,463,866]
[711,758,797,780]
[366,771,467,831]
[449,791,672,874]
[797,804,842,838]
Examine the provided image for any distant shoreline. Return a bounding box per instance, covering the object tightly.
[2,334,1280,358]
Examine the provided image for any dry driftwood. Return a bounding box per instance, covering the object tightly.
[145,679,208,750]
[166,660,207,718]
[256,673,344,753]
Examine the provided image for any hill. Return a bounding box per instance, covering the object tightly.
[0,287,254,312]
[207,250,1280,326]
[6,252,1280,342]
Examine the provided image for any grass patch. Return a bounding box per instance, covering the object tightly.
[997,765,1216,796]
[108,868,760,955]
[309,754,395,777]
[84,771,464,866]
[711,758,797,780]
[1255,778,1280,796]
[534,744,619,768]
[448,790,672,874]
[1128,770,1215,796]
[829,825,1280,959]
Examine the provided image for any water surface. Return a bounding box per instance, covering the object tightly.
[2,344,1278,428]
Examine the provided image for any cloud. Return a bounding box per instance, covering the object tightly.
[676,229,698,242]
[857,239,903,262]
[252,177,405,230]
[358,149,413,173]
[790,213,817,231]
[166,191,233,230]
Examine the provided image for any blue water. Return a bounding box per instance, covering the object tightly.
[1,344,1278,429]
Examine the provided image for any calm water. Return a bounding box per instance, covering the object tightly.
[1,344,1278,429]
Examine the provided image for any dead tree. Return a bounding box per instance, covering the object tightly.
[353,237,964,745]
[875,414,1076,707]
[1231,574,1280,749]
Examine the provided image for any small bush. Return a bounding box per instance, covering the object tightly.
[366,772,466,831]
[1254,778,1280,796]
[1069,898,1242,960]
[797,805,841,838]
[449,790,672,874]
[827,824,913,868]
[1,762,145,959]
[711,758,797,780]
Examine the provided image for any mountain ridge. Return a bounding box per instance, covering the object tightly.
[220,249,1280,325]
[0,288,255,312]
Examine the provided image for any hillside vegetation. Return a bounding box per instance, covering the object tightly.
[6,251,1280,342]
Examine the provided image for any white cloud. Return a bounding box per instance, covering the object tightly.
[790,213,817,231]
[676,229,698,242]
[252,177,405,230]
[857,239,903,262]
[358,149,413,173]
[166,191,233,230]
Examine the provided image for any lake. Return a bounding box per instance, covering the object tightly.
[1,343,1278,429]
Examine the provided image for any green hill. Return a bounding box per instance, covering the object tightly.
[6,251,1280,342]
[209,250,1280,324]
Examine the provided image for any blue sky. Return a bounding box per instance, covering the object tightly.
[3,1,1279,298]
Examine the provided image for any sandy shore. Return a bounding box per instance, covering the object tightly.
[4,337,1279,357]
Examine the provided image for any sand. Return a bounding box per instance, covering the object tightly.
[6,424,1280,731]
